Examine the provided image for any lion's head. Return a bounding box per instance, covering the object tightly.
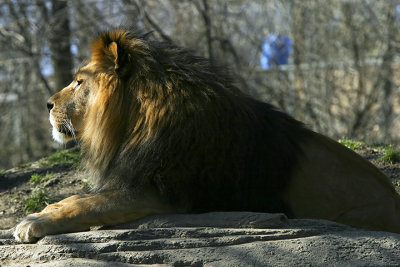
[47,63,92,144]
[48,30,146,184]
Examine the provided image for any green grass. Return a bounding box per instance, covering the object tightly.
[338,138,366,150]
[380,145,400,164]
[0,169,5,177]
[17,162,32,169]
[82,178,94,187]
[24,188,55,213]
[39,148,81,168]
[30,172,54,185]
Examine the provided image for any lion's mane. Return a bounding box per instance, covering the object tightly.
[82,29,307,215]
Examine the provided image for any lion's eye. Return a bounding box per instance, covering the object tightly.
[74,80,83,90]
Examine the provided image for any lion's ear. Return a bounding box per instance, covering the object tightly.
[91,39,123,73]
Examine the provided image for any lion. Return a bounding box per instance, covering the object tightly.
[14,29,400,243]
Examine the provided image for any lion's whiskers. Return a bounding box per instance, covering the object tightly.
[63,119,76,138]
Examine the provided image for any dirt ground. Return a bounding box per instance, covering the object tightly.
[1,144,399,230]
[0,148,88,230]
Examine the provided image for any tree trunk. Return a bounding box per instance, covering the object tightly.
[49,0,73,93]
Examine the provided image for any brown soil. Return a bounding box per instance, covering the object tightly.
[0,160,87,230]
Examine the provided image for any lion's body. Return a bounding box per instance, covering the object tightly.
[113,94,307,215]
[14,29,400,243]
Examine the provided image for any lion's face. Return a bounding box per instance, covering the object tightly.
[47,63,95,144]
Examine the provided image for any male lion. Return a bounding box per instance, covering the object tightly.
[14,29,400,242]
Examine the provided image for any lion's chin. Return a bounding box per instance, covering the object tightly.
[52,127,75,144]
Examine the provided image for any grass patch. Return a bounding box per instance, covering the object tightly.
[24,188,55,213]
[380,145,400,164]
[30,172,54,185]
[17,162,32,169]
[0,169,5,177]
[39,148,81,168]
[338,138,366,150]
[81,178,94,190]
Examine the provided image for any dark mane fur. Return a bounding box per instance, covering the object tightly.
[84,29,308,216]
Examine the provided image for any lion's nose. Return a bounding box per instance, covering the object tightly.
[47,102,54,113]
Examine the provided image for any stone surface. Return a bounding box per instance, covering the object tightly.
[1,212,400,266]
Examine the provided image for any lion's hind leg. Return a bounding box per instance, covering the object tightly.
[333,196,400,233]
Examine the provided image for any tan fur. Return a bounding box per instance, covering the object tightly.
[14,188,173,242]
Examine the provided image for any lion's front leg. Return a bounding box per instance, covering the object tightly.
[14,189,173,243]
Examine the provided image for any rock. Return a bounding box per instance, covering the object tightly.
[44,178,60,187]
[1,212,399,266]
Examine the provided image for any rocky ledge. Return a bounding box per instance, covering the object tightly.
[1,212,399,266]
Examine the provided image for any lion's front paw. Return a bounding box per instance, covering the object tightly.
[14,217,47,243]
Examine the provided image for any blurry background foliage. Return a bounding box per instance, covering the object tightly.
[1,0,400,169]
